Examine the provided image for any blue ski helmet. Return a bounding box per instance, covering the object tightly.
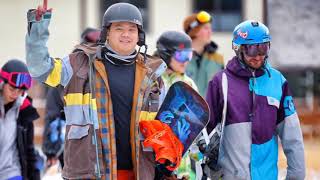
[232,20,271,53]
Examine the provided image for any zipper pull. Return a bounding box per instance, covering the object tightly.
[249,71,256,91]
[249,113,254,121]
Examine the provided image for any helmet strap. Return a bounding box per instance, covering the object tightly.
[138,44,148,64]
[98,26,110,45]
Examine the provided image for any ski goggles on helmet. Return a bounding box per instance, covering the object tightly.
[242,42,270,57]
[0,70,32,89]
[186,11,212,33]
[173,49,193,63]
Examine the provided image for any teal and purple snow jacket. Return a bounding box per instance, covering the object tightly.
[206,57,305,180]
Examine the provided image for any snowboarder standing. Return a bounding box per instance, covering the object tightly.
[26,2,166,180]
[155,31,198,179]
[205,20,305,180]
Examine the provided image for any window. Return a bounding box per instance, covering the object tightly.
[281,68,320,113]
[100,0,149,32]
[314,71,320,97]
[193,0,242,32]
[282,70,308,98]
[281,68,320,99]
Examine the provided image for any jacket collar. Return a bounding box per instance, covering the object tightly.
[226,56,266,78]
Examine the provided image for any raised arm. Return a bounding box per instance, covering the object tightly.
[25,1,72,87]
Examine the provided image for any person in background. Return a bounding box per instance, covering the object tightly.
[155,30,198,179]
[183,11,224,97]
[0,59,40,180]
[206,20,305,179]
[156,31,198,99]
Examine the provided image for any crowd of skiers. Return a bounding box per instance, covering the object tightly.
[0,2,305,180]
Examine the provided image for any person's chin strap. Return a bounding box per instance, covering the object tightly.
[137,44,148,64]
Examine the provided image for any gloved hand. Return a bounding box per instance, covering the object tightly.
[155,163,189,180]
[155,162,174,179]
[35,0,52,21]
[139,120,184,172]
[27,0,52,35]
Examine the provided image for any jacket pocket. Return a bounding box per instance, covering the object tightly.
[63,124,97,179]
[67,125,89,139]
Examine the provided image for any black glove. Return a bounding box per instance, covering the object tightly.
[154,161,174,180]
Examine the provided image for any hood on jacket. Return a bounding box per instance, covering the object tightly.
[226,56,270,78]
[204,41,218,54]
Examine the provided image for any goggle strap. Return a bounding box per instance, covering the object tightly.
[0,70,10,79]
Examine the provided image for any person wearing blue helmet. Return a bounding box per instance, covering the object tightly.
[232,20,271,70]
[204,20,305,179]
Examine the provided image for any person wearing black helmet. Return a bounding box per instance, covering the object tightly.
[0,59,40,180]
[26,2,166,180]
[156,31,198,97]
[155,31,198,179]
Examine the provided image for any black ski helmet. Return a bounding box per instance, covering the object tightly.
[156,31,192,65]
[99,3,144,45]
[1,59,29,74]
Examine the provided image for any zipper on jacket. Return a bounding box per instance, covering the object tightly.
[89,57,101,178]
[249,71,257,121]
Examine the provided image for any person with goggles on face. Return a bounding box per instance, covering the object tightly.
[156,31,198,99]
[205,20,305,180]
[0,59,40,180]
[183,11,224,97]
[154,31,198,179]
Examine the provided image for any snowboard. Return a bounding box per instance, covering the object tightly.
[156,81,210,156]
